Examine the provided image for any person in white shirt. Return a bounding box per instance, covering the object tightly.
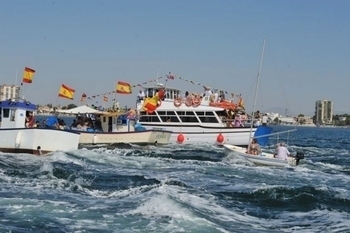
[138,90,145,100]
[262,114,268,126]
[275,142,290,160]
[214,92,219,102]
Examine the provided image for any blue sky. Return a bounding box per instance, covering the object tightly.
[1,0,349,116]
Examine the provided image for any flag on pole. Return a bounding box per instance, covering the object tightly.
[58,84,75,100]
[116,81,132,94]
[22,67,35,83]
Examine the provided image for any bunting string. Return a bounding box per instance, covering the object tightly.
[82,73,239,102]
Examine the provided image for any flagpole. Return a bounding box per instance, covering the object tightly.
[15,69,20,100]
[55,88,60,113]
[113,81,117,111]
[15,68,18,86]
[21,82,25,100]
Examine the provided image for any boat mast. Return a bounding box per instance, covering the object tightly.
[248,38,266,146]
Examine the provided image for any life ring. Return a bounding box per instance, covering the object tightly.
[184,96,192,107]
[173,98,182,107]
[192,96,201,107]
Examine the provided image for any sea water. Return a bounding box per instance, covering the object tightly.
[0,126,349,232]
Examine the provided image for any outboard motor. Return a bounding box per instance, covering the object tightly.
[295,151,305,166]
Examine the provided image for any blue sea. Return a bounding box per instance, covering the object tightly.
[0,125,349,233]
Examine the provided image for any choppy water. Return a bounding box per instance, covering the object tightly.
[0,126,349,233]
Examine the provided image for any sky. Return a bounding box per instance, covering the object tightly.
[1,0,350,116]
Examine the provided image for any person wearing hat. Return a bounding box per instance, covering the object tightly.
[274,142,290,160]
[247,138,261,155]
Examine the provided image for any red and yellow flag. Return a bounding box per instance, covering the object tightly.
[116,81,132,94]
[58,84,75,100]
[103,96,108,102]
[22,67,35,83]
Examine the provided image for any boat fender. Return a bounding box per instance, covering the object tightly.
[37,146,42,155]
[177,134,185,144]
[93,134,97,144]
[217,133,224,143]
[15,131,23,148]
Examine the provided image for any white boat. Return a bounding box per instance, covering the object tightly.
[223,144,304,167]
[223,39,304,166]
[58,106,172,145]
[0,99,80,155]
[135,87,272,146]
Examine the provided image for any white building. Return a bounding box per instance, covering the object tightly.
[315,100,333,125]
[0,84,20,101]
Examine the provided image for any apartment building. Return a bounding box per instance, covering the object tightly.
[0,84,20,101]
[315,100,333,125]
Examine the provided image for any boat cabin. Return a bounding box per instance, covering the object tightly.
[99,112,146,132]
[136,85,247,127]
[0,99,36,129]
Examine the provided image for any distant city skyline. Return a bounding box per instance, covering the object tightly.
[1,0,350,115]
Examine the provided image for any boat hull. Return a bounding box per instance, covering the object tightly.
[77,130,172,145]
[142,125,257,146]
[0,128,80,155]
[223,144,296,167]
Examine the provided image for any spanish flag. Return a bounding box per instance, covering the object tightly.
[103,96,108,102]
[116,81,132,94]
[22,67,35,84]
[58,84,75,100]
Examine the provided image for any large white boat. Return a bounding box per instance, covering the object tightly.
[136,85,272,146]
[58,106,172,145]
[0,99,80,155]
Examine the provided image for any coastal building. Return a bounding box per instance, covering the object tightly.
[278,116,296,125]
[0,84,20,101]
[315,100,333,125]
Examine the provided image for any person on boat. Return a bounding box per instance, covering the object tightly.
[275,142,290,160]
[247,138,261,155]
[138,90,145,100]
[262,114,268,126]
[45,114,59,129]
[25,111,35,128]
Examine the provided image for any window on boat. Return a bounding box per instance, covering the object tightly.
[139,112,161,122]
[10,109,16,121]
[2,109,9,118]
[176,111,195,116]
[198,116,219,123]
[159,116,180,122]
[176,111,199,123]
[157,111,180,122]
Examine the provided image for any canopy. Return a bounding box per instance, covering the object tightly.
[58,105,105,114]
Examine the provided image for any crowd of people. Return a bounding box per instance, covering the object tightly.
[25,112,103,131]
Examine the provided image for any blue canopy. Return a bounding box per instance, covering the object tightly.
[0,100,36,111]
